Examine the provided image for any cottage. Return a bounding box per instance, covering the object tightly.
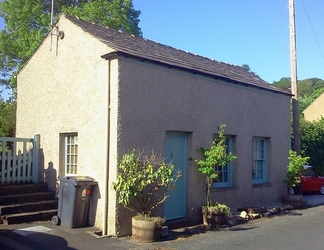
[303,91,324,121]
[16,14,291,236]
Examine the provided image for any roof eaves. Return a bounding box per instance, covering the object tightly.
[102,51,292,96]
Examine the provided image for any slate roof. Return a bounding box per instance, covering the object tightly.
[64,14,291,96]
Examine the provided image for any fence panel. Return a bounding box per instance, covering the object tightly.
[0,135,40,184]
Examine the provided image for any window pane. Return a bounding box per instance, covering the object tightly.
[64,133,78,175]
[252,138,266,183]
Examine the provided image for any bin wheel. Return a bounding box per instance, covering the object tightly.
[52,215,60,226]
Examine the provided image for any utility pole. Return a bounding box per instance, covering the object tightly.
[289,0,301,154]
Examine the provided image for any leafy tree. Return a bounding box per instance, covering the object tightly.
[193,124,236,207]
[0,0,142,92]
[300,118,324,175]
[299,87,324,112]
[273,77,324,114]
[0,97,16,137]
[0,0,141,137]
[62,0,142,36]
[298,79,314,97]
[242,64,251,72]
[314,79,324,90]
[272,77,291,89]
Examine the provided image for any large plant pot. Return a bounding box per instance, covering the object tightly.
[132,216,163,243]
[282,194,303,209]
[202,207,226,227]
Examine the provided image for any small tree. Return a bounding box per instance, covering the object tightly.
[284,149,309,195]
[194,124,236,207]
[112,149,181,217]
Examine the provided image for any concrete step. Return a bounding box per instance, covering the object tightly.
[0,200,58,215]
[0,192,55,205]
[1,209,58,225]
[0,183,49,195]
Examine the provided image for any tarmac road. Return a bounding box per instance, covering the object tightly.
[153,205,324,250]
[0,193,323,250]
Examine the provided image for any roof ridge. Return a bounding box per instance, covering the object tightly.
[64,14,244,70]
[62,14,290,96]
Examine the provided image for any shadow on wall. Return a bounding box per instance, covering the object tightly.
[39,148,100,226]
[89,184,100,226]
[45,161,58,195]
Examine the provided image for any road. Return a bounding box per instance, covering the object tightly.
[151,205,324,250]
[0,197,323,250]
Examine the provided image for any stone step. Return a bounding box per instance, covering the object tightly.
[0,192,55,205]
[0,183,48,196]
[0,200,58,215]
[1,209,58,225]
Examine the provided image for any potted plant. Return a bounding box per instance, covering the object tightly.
[202,202,231,226]
[112,149,181,242]
[193,124,236,226]
[283,149,309,208]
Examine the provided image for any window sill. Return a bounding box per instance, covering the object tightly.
[212,186,239,192]
[252,182,273,188]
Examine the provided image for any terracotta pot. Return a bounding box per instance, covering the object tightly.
[282,194,303,209]
[131,217,163,243]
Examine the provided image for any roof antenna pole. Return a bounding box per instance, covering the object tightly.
[50,0,54,51]
[49,0,64,52]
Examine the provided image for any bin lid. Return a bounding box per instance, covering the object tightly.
[59,176,97,186]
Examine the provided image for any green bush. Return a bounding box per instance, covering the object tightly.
[300,118,324,175]
[284,149,309,194]
[112,149,181,216]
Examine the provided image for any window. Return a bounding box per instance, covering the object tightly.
[252,137,267,184]
[63,133,78,175]
[213,136,234,188]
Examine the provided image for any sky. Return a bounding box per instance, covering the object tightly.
[131,0,324,84]
[0,0,324,86]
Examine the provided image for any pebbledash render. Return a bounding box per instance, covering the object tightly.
[16,14,292,236]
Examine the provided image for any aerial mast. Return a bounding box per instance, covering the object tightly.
[49,0,64,52]
[50,0,54,51]
[289,0,301,154]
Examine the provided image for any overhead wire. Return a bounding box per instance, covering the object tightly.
[300,0,324,62]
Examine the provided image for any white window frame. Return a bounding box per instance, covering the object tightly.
[213,136,234,188]
[63,133,78,175]
[252,137,267,184]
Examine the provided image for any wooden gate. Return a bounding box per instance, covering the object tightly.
[0,135,40,184]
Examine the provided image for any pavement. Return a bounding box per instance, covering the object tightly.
[0,194,323,250]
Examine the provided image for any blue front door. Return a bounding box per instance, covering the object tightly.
[164,132,187,220]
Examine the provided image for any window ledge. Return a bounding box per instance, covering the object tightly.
[252,182,273,188]
[212,186,239,192]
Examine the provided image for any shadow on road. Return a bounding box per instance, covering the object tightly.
[228,226,257,232]
[0,229,77,250]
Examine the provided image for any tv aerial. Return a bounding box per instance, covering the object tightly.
[50,0,64,51]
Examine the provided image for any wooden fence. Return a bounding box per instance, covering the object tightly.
[0,135,40,184]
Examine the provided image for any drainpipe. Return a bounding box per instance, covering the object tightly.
[102,59,111,236]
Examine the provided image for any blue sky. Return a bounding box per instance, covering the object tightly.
[0,0,324,84]
[132,0,324,83]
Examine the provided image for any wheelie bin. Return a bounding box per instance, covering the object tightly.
[52,176,97,228]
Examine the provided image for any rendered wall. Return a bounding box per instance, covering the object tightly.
[16,16,116,232]
[16,15,291,237]
[114,57,291,235]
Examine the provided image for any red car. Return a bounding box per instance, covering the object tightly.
[301,165,324,195]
